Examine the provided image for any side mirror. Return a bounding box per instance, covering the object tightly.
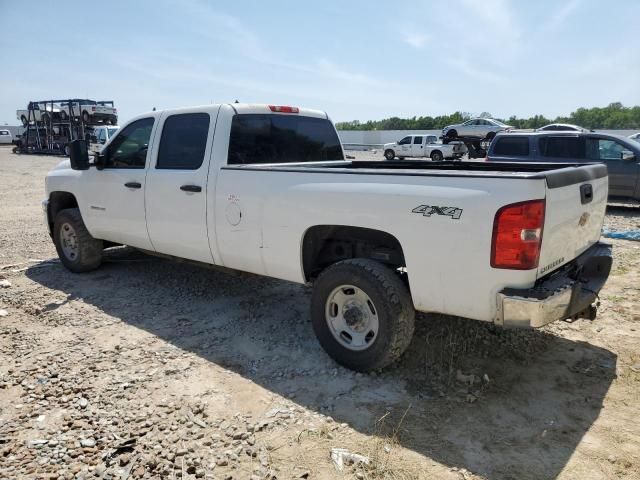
[622,150,636,161]
[94,152,106,170]
[69,140,90,170]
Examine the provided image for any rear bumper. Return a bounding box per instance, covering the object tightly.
[496,242,612,328]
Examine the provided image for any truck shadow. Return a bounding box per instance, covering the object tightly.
[26,248,617,480]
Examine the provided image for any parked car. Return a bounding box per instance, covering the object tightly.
[487,131,640,202]
[43,103,612,371]
[628,132,640,143]
[0,129,13,144]
[383,134,466,161]
[86,125,120,154]
[442,118,512,140]
[60,100,118,125]
[16,103,62,126]
[536,123,589,132]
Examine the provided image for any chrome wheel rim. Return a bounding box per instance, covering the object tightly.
[60,222,79,261]
[325,285,379,351]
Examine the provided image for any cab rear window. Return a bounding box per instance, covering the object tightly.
[228,114,344,165]
[493,136,530,156]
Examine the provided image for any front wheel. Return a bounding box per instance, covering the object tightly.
[384,149,395,160]
[311,259,415,371]
[20,115,28,127]
[53,208,103,273]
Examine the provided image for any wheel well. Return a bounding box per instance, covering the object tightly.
[302,225,405,281]
[48,191,79,232]
[430,149,442,157]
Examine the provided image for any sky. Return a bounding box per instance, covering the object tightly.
[1,0,639,125]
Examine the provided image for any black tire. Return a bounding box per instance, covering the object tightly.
[53,208,103,273]
[60,110,68,121]
[64,144,70,156]
[41,113,50,125]
[486,131,496,141]
[446,129,458,139]
[20,115,28,127]
[311,259,415,371]
[384,149,395,160]
[430,150,443,161]
[82,111,91,124]
[110,115,118,125]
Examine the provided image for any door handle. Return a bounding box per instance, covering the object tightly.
[124,182,141,189]
[180,185,202,193]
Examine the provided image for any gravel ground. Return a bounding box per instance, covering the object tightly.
[1,145,639,480]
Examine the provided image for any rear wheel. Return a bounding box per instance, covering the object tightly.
[311,259,415,371]
[446,129,458,140]
[486,131,496,141]
[53,208,103,273]
[384,149,395,160]
[430,150,443,162]
[20,115,28,127]
[82,111,91,124]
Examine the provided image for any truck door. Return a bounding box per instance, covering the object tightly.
[83,117,156,250]
[397,136,412,157]
[586,137,640,198]
[145,108,219,263]
[411,136,424,156]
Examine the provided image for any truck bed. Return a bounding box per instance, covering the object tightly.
[223,160,607,187]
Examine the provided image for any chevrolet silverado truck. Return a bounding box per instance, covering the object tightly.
[383,134,466,161]
[43,103,612,371]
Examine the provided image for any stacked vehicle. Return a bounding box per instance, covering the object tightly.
[14,99,118,156]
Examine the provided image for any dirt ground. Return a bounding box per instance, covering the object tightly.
[1,145,639,480]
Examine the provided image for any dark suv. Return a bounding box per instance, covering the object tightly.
[487,131,640,202]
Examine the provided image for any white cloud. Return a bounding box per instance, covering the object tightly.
[544,0,581,31]
[458,0,521,41]
[402,32,430,48]
[447,58,505,84]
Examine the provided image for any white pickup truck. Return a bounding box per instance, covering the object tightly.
[61,100,118,125]
[43,103,612,371]
[383,134,466,161]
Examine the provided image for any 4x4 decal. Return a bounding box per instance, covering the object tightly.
[412,205,463,220]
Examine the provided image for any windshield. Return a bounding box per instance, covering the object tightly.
[107,127,119,137]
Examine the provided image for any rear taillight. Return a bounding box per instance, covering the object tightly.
[491,199,545,270]
[91,107,96,112]
[269,105,299,113]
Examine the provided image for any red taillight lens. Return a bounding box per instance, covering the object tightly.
[268,105,299,113]
[491,199,545,270]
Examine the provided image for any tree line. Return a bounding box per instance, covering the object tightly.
[335,103,640,131]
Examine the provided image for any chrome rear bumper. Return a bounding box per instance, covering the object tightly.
[497,242,612,328]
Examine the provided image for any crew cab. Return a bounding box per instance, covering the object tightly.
[383,135,466,161]
[17,103,62,126]
[43,103,612,371]
[61,99,118,125]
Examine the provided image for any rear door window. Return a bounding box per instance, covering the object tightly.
[157,113,210,169]
[228,114,344,164]
[413,136,423,144]
[493,137,530,156]
[539,136,585,159]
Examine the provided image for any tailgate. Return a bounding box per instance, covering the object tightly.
[537,165,608,279]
